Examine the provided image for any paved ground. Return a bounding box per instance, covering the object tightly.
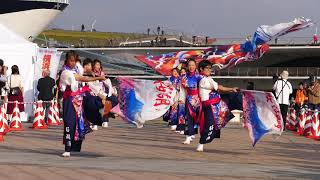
[0,119,319,180]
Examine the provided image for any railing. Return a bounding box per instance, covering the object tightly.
[215,67,320,77]
[32,0,69,3]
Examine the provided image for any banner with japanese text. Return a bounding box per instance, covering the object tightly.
[34,48,62,99]
[242,90,283,146]
[118,78,176,127]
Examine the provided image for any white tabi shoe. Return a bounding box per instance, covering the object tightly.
[102,122,109,128]
[170,125,177,131]
[62,152,71,157]
[179,131,185,135]
[91,125,98,131]
[182,136,192,144]
[196,144,204,152]
[191,135,196,139]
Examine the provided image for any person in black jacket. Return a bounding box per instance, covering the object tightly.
[37,69,55,123]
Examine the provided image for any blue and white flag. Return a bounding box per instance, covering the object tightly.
[118,78,176,127]
[242,90,283,146]
[253,17,313,45]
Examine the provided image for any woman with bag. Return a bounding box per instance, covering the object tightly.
[7,65,24,115]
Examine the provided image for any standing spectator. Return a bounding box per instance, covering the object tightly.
[37,69,55,123]
[0,64,8,102]
[313,34,318,45]
[307,76,320,110]
[147,28,150,36]
[7,65,24,115]
[273,70,293,130]
[81,24,85,32]
[157,26,161,35]
[294,82,308,108]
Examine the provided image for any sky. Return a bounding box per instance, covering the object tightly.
[53,0,319,38]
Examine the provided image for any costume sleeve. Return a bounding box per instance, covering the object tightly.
[179,86,186,103]
[103,78,113,97]
[60,70,77,92]
[0,75,7,82]
[199,78,218,91]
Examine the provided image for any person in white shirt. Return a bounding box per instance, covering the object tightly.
[197,60,238,152]
[59,52,105,158]
[273,70,293,131]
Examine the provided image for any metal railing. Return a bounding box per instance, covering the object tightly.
[215,67,320,77]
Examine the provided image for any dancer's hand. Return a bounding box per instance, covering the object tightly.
[232,87,240,92]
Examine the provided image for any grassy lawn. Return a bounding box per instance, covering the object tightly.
[35,29,145,47]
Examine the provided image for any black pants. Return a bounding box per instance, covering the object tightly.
[42,101,51,123]
[279,104,289,130]
[199,105,220,144]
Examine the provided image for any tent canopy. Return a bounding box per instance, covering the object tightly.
[0,23,39,121]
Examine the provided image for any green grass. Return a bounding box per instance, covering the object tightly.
[35,29,146,47]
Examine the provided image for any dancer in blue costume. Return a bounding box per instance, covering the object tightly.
[59,52,105,157]
[163,68,181,131]
[176,68,186,134]
[181,59,203,144]
[197,60,239,152]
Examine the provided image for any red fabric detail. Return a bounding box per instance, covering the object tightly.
[198,97,221,134]
[63,86,91,99]
[187,89,199,95]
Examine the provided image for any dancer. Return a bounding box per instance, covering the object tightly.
[196,60,238,152]
[181,59,202,144]
[176,68,186,134]
[163,68,181,130]
[59,52,105,157]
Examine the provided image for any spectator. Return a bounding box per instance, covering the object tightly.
[93,59,105,77]
[147,28,150,36]
[307,76,320,110]
[246,82,254,90]
[37,69,55,123]
[7,65,24,115]
[273,70,293,130]
[294,82,308,108]
[313,34,318,45]
[157,26,161,35]
[0,63,8,102]
[81,24,85,32]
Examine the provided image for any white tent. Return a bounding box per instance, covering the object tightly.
[0,23,39,122]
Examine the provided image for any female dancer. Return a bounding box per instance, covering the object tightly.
[59,52,105,157]
[197,60,238,152]
[181,59,202,144]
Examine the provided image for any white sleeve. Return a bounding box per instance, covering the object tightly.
[273,81,278,91]
[60,70,77,92]
[103,78,113,97]
[210,79,219,91]
[179,86,186,103]
[19,75,24,88]
[289,82,293,94]
[199,78,218,91]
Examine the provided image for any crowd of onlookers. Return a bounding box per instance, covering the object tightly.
[273,70,320,130]
[0,60,25,117]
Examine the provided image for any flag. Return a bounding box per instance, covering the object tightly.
[253,17,313,45]
[242,90,283,146]
[118,78,176,127]
[135,50,203,75]
[135,44,269,75]
[135,17,312,75]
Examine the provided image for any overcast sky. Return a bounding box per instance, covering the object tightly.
[53,0,319,38]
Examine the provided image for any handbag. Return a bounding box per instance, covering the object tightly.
[9,76,21,96]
